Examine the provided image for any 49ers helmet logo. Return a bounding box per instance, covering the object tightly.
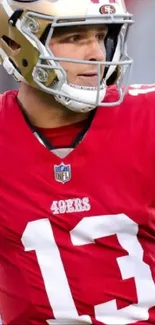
[99,4,116,14]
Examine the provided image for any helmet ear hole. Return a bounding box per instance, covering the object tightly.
[1,35,21,50]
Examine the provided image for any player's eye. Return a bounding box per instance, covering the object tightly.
[66,34,82,42]
[96,33,107,41]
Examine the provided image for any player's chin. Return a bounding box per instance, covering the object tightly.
[72,75,102,88]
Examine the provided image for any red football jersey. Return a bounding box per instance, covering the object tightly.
[1,85,155,325]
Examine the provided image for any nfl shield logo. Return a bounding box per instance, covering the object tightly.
[54,163,71,184]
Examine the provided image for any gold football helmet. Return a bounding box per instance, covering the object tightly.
[0,0,133,112]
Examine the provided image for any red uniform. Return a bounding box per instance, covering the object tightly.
[1,85,155,325]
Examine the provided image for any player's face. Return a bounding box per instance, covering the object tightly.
[50,25,108,87]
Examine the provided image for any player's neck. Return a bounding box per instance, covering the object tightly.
[17,83,89,128]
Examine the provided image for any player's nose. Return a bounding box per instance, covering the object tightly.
[85,39,106,62]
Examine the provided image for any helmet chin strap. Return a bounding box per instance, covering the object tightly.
[54,80,107,113]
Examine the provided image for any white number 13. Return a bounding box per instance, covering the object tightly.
[22,214,155,325]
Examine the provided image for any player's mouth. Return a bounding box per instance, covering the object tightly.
[78,73,102,87]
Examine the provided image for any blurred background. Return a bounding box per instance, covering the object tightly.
[0,0,155,92]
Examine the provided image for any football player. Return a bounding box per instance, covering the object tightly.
[0,0,155,324]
